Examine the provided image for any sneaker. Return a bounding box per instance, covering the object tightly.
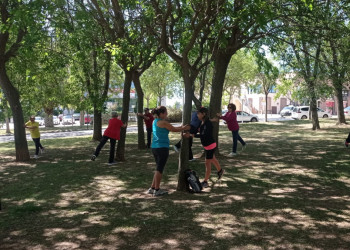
[91,155,96,161]
[154,189,168,196]
[228,152,237,157]
[345,141,349,148]
[108,161,117,165]
[189,158,196,162]
[201,181,209,188]
[40,147,45,154]
[217,169,225,180]
[242,144,247,151]
[147,188,155,194]
[33,155,39,159]
[173,145,179,153]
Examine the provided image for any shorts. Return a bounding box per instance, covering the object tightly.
[205,147,216,159]
[152,148,169,174]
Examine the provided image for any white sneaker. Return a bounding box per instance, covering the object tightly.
[147,188,155,194]
[228,152,237,157]
[173,145,179,153]
[33,155,39,159]
[40,147,45,154]
[242,144,247,151]
[154,189,168,196]
[189,158,196,162]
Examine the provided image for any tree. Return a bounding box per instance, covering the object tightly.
[0,0,50,161]
[148,0,223,191]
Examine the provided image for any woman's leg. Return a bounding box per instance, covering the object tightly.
[237,132,246,146]
[232,130,238,153]
[32,138,40,155]
[151,148,169,189]
[94,136,109,157]
[204,159,212,181]
[108,138,116,163]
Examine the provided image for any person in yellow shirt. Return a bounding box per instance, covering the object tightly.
[24,116,45,159]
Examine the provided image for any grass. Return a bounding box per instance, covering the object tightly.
[0,119,349,249]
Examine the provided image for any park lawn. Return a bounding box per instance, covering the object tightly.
[0,119,349,249]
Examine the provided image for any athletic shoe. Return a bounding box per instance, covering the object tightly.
[108,161,117,165]
[345,141,349,148]
[154,189,168,196]
[40,147,45,154]
[33,155,39,159]
[228,152,237,157]
[91,155,96,161]
[201,181,209,188]
[242,144,247,151]
[147,188,155,194]
[189,158,196,162]
[173,145,179,153]
[217,169,225,180]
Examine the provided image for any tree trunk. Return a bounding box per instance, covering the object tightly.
[209,53,232,155]
[308,80,320,130]
[133,72,146,149]
[265,93,268,122]
[5,117,10,134]
[116,71,132,162]
[0,62,30,161]
[92,106,102,141]
[334,81,346,124]
[177,68,193,191]
[80,111,84,126]
[44,107,54,127]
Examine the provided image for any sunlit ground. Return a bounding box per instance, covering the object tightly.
[0,119,349,249]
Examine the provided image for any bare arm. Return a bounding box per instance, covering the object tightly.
[157,120,190,132]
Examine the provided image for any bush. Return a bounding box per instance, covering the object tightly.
[167,107,182,122]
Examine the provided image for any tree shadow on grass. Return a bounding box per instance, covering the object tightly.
[0,121,349,249]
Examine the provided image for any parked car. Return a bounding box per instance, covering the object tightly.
[236,111,259,122]
[280,105,295,117]
[62,115,75,125]
[344,106,350,116]
[291,106,329,119]
[35,116,45,126]
[73,113,81,121]
[53,116,60,125]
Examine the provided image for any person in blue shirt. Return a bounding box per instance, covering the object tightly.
[147,106,190,196]
[173,110,201,160]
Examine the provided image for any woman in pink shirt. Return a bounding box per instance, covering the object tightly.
[217,103,246,157]
[91,112,127,165]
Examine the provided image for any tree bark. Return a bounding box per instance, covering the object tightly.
[0,61,30,161]
[116,71,132,162]
[177,68,194,191]
[133,71,146,149]
[92,106,103,141]
[334,80,346,124]
[209,53,232,155]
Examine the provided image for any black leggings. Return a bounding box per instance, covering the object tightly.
[152,148,169,174]
[94,135,116,163]
[32,138,43,155]
[346,132,350,143]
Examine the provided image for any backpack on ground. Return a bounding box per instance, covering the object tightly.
[184,169,202,193]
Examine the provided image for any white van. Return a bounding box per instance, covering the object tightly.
[291,106,329,119]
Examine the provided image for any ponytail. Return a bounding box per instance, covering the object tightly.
[152,106,167,118]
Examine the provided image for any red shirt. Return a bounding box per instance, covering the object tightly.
[144,113,154,128]
[220,111,239,131]
[103,118,124,140]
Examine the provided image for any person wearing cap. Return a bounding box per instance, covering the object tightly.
[24,115,45,159]
[91,112,127,165]
[137,108,154,148]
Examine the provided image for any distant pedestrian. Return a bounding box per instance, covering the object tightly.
[173,110,201,160]
[147,106,190,196]
[137,108,154,148]
[91,112,127,165]
[217,103,246,157]
[186,107,224,188]
[24,115,45,159]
